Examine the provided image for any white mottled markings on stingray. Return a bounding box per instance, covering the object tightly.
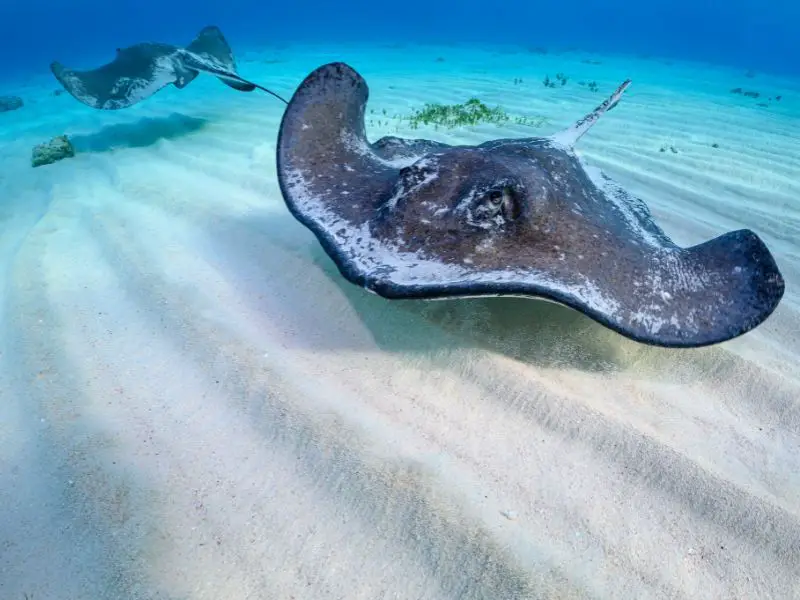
[341,130,419,169]
[583,164,665,248]
[625,250,727,335]
[60,72,94,107]
[454,186,480,216]
[382,156,441,211]
[104,54,177,110]
[285,166,624,321]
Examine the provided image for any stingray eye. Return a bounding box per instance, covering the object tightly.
[481,186,519,221]
[500,186,520,221]
[466,184,521,229]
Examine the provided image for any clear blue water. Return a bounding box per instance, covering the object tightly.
[1,0,799,80]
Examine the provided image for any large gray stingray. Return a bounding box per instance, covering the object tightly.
[51,25,288,109]
[276,63,785,348]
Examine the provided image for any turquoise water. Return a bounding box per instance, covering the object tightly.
[2,1,798,121]
[1,0,799,78]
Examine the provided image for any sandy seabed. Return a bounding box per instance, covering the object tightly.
[1,43,799,599]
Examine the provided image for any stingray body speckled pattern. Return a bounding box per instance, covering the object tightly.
[50,25,288,109]
[276,62,785,348]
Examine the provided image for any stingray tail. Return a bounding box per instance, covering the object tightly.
[550,79,632,148]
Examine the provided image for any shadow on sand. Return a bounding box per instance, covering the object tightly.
[203,211,800,432]
[208,212,664,374]
[215,209,800,396]
[306,241,660,373]
[70,112,209,154]
[3,301,185,599]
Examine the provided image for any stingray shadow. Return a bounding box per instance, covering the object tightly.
[70,112,209,154]
[304,241,641,373]
[214,212,649,373]
[304,238,800,428]
[296,227,800,426]
[211,211,800,418]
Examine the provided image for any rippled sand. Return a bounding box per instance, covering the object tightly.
[1,43,798,599]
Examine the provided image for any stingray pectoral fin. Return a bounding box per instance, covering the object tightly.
[185,25,249,91]
[185,27,255,91]
[50,46,180,110]
[277,61,429,289]
[51,60,145,110]
[602,228,784,347]
[186,25,237,70]
[50,61,107,109]
[362,226,784,348]
[277,62,398,234]
[173,68,199,89]
[279,62,371,160]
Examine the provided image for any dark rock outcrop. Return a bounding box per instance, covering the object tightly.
[0,95,23,112]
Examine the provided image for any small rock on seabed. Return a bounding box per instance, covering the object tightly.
[31,135,76,168]
[0,95,24,113]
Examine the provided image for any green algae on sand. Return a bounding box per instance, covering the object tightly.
[405,98,548,130]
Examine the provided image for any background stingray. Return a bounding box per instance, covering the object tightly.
[50,25,288,109]
[276,62,785,349]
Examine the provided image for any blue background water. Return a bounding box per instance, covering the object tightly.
[1,0,798,80]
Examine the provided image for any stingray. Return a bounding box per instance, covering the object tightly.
[50,25,288,109]
[276,62,785,348]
